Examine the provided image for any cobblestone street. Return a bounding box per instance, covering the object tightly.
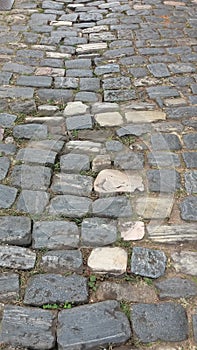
[0,0,197,349]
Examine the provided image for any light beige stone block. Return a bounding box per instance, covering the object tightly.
[125,110,166,123]
[88,247,127,275]
[95,112,123,126]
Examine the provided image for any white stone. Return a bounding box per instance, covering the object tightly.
[164,1,185,6]
[66,141,105,154]
[136,196,173,219]
[118,220,145,241]
[147,224,197,243]
[76,43,107,53]
[82,25,109,34]
[88,247,127,275]
[171,251,197,276]
[38,105,59,116]
[50,21,72,27]
[95,112,123,127]
[46,52,71,59]
[64,102,89,117]
[125,110,166,123]
[92,155,111,172]
[94,169,144,195]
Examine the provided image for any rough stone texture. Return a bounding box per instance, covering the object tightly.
[0,184,17,209]
[125,110,166,123]
[17,190,49,214]
[24,274,88,306]
[92,154,111,172]
[136,196,173,219]
[180,196,197,221]
[95,112,123,126]
[81,217,117,246]
[51,173,93,196]
[49,195,92,218]
[64,101,89,116]
[66,140,104,155]
[16,148,57,166]
[0,216,31,246]
[131,247,167,278]
[88,247,127,275]
[131,303,188,342]
[40,250,83,272]
[0,273,19,302]
[0,305,56,349]
[0,157,10,180]
[147,224,197,243]
[151,133,181,151]
[92,196,132,218]
[183,133,197,150]
[154,277,197,299]
[11,165,52,191]
[182,152,197,168]
[116,124,151,137]
[147,169,180,193]
[114,152,144,170]
[13,124,48,140]
[96,281,157,303]
[66,114,93,130]
[57,300,131,349]
[94,169,144,195]
[0,245,36,270]
[147,152,180,167]
[171,251,197,276]
[60,153,90,173]
[0,113,16,127]
[193,313,197,343]
[184,171,197,194]
[32,220,79,249]
[106,140,123,152]
[118,220,145,241]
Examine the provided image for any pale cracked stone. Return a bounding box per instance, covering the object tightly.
[0,245,36,270]
[88,247,127,275]
[94,112,123,126]
[63,101,89,117]
[94,169,144,195]
[66,140,105,155]
[147,224,197,243]
[136,196,173,219]
[171,251,197,276]
[76,43,107,53]
[125,110,166,123]
[118,220,145,241]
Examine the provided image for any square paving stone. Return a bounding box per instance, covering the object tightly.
[171,251,197,276]
[60,153,90,173]
[0,113,17,127]
[81,217,117,247]
[0,184,17,209]
[180,196,197,221]
[0,273,19,302]
[0,245,36,270]
[92,196,132,218]
[147,223,197,243]
[183,152,197,168]
[48,195,92,218]
[11,165,52,190]
[40,250,83,272]
[66,114,93,130]
[16,148,57,166]
[147,169,181,192]
[184,171,197,194]
[57,300,131,349]
[151,133,181,150]
[0,216,31,246]
[147,152,180,167]
[17,190,49,214]
[0,305,56,349]
[114,152,144,170]
[131,303,188,342]
[13,124,48,140]
[51,173,93,196]
[154,277,197,299]
[0,157,10,180]
[147,63,170,78]
[32,220,79,249]
[24,274,88,306]
[131,246,167,278]
[88,247,127,275]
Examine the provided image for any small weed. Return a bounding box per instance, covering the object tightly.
[80,170,97,178]
[43,303,59,309]
[120,136,136,147]
[54,161,60,171]
[120,301,130,320]
[88,275,97,291]
[71,129,78,139]
[123,274,136,283]
[143,277,153,286]
[63,302,72,309]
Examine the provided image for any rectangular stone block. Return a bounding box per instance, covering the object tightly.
[0,216,31,246]
[0,273,19,302]
[0,245,36,270]
[147,224,197,243]
[125,110,166,123]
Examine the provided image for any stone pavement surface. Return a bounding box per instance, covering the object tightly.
[0,0,196,349]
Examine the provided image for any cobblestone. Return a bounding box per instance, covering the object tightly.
[0,0,196,348]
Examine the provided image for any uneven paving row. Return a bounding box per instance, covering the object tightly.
[0,0,197,349]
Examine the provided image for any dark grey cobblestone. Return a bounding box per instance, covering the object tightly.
[131,247,166,279]
[0,216,31,246]
[0,273,19,302]
[40,250,83,272]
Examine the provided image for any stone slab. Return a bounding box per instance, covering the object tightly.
[13,124,48,140]
[66,114,93,130]
[0,184,17,209]
[0,305,55,349]
[51,173,93,196]
[118,220,145,241]
[16,148,57,166]
[171,251,197,276]
[95,112,123,126]
[32,221,79,249]
[0,273,19,302]
[131,303,188,342]
[147,224,197,243]
[136,196,173,219]
[0,245,36,270]
[48,195,92,218]
[155,277,197,299]
[184,171,197,194]
[92,196,132,218]
[57,300,131,349]
[64,101,89,116]
[131,247,167,279]
[147,169,180,193]
[180,196,197,221]
[125,110,166,123]
[88,247,127,275]
[40,250,83,272]
[0,216,31,246]
[116,124,151,137]
[0,157,10,180]
[60,153,90,173]
[11,165,52,191]
[114,152,144,170]
[94,169,144,194]
[81,217,117,246]
[17,190,49,214]
[24,274,88,306]
[0,113,17,128]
